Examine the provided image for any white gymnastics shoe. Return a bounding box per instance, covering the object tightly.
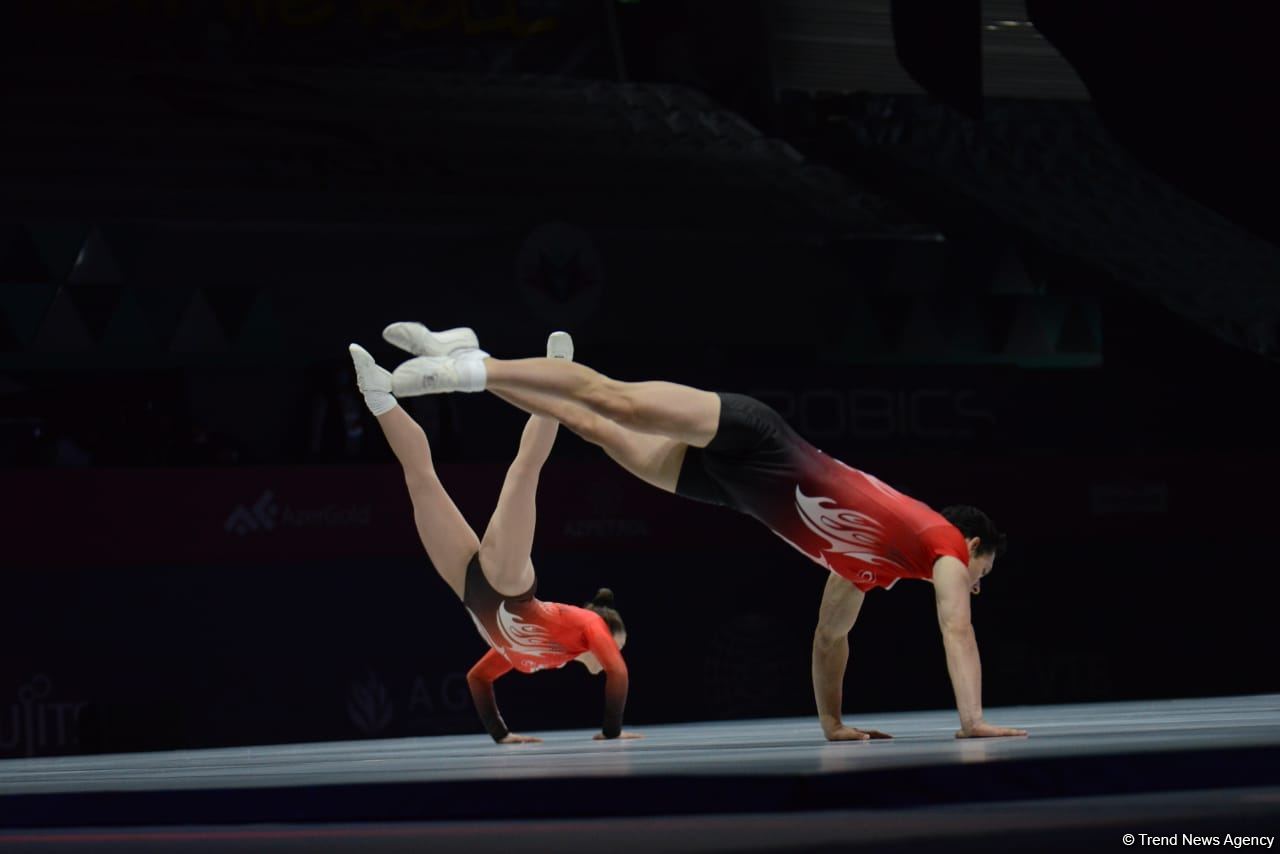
[382,322,486,359]
[348,343,396,415]
[546,331,574,361]
[390,354,486,396]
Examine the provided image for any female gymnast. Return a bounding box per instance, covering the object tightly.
[347,331,636,743]
[382,323,1026,742]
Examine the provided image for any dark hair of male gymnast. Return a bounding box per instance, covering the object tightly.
[940,505,1007,594]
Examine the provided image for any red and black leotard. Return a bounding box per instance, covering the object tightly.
[676,394,970,592]
[462,555,628,740]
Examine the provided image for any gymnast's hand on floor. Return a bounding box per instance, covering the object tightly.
[594,731,644,740]
[825,725,893,741]
[498,733,543,744]
[955,722,1028,739]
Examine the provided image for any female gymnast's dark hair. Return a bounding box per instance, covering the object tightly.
[940,506,1007,557]
[584,588,626,638]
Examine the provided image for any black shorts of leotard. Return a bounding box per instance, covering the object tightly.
[462,552,537,620]
[674,393,816,524]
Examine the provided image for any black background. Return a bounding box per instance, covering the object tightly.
[1,0,1277,756]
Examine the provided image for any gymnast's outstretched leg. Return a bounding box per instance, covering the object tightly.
[380,323,692,492]
[489,385,689,494]
[476,408,556,597]
[349,344,477,599]
[385,324,721,448]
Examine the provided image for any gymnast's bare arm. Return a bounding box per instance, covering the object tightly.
[933,556,1028,739]
[812,573,892,741]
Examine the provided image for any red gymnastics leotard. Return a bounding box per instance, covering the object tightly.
[461,555,627,740]
[675,394,970,592]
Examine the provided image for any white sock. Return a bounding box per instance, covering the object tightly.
[455,356,487,392]
[364,390,397,416]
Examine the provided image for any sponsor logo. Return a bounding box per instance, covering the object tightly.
[225,490,372,536]
[408,673,471,721]
[750,387,996,441]
[563,518,650,538]
[0,675,89,758]
[347,671,472,736]
[517,222,604,325]
[225,490,280,535]
[1089,482,1169,515]
[347,672,394,736]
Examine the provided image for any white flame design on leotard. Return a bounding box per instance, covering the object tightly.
[496,602,563,660]
[794,487,908,579]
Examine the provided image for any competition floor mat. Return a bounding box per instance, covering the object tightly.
[2,695,1277,851]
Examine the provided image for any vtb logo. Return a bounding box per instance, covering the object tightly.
[224,491,280,535]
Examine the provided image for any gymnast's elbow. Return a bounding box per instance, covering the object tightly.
[937,618,975,643]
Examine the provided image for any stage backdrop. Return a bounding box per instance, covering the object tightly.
[2,451,1274,757]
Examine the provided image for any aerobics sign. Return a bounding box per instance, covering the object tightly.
[224,490,371,536]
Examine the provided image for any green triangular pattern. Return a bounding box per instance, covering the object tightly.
[100,288,162,353]
[68,225,125,285]
[899,297,949,355]
[235,290,283,352]
[1057,298,1102,353]
[205,288,260,339]
[67,284,125,343]
[170,289,229,352]
[983,295,1020,353]
[989,249,1037,295]
[30,287,93,352]
[1004,295,1066,357]
[134,288,193,342]
[28,223,90,283]
[0,282,57,345]
[942,296,995,356]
